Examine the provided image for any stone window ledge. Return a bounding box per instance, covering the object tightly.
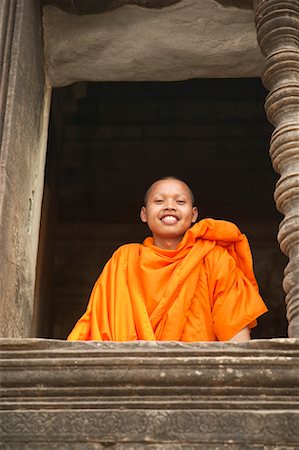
[1,338,299,448]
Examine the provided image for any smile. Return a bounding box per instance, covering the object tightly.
[160,215,179,225]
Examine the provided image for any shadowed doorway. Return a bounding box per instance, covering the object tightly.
[35,78,288,340]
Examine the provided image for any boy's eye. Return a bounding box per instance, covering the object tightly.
[177,200,186,205]
[154,199,163,204]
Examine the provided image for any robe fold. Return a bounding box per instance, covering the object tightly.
[67,218,268,342]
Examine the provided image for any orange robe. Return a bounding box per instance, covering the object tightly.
[67,219,268,341]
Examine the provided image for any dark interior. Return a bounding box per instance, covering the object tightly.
[35,78,288,340]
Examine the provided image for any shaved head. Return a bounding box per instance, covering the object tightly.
[144,177,195,206]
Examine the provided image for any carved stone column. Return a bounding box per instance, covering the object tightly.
[254,0,299,337]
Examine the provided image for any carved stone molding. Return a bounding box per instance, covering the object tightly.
[1,339,299,447]
[1,339,299,408]
[254,0,299,337]
[1,410,299,445]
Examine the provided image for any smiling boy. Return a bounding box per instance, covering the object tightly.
[67,177,267,342]
[140,178,198,250]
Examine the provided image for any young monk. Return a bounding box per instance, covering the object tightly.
[67,177,268,342]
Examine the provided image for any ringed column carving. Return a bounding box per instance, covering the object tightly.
[254,0,299,337]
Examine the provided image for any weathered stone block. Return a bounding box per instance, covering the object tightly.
[1,339,298,448]
[42,0,265,86]
[0,0,51,338]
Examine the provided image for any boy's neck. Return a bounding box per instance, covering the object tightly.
[153,236,182,250]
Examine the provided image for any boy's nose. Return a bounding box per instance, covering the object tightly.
[164,199,176,209]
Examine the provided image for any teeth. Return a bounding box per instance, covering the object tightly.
[161,216,178,224]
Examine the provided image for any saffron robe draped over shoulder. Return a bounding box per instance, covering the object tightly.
[67,219,268,342]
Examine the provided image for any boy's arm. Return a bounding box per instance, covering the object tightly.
[206,245,267,341]
[229,326,251,342]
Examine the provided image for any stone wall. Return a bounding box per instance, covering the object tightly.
[0,0,51,337]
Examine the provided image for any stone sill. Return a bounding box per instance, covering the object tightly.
[1,338,299,408]
[1,338,299,448]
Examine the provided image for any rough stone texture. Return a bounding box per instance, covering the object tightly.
[42,0,265,87]
[0,0,51,337]
[0,339,299,448]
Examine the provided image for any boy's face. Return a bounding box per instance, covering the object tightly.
[140,179,198,248]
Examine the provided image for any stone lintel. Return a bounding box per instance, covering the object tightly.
[42,0,264,87]
[1,339,299,447]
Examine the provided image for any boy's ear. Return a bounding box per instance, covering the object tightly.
[140,206,147,223]
[192,206,199,223]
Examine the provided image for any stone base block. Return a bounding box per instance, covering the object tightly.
[1,339,299,449]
